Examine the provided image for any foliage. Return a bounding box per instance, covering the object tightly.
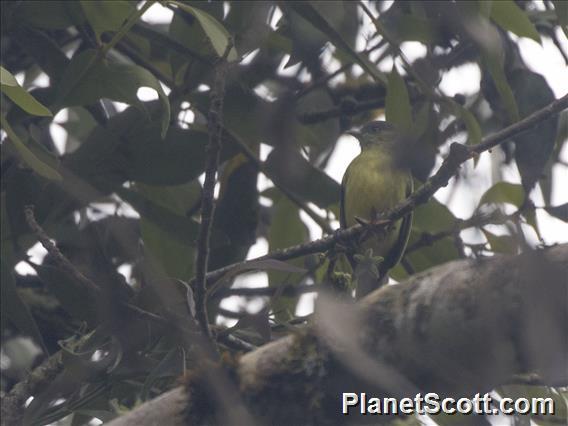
[1,1,566,425]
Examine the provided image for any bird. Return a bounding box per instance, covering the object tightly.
[340,121,413,298]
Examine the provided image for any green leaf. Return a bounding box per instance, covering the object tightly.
[172,1,238,61]
[35,265,99,325]
[117,186,226,249]
[286,2,387,84]
[479,182,525,208]
[0,115,62,181]
[386,65,412,130]
[398,232,459,278]
[481,50,520,122]
[80,0,135,40]
[381,13,442,44]
[136,182,201,280]
[56,50,170,138]
[264,148,340,209]
[1,66,52,116]
[268,197,308,322]
[1,258,47,354]
[412,197,457,233]
[482,229,518,254]
[447,100,482,146]
[489,0,541,43]
[509,69,558,192]
[14,0,85,30]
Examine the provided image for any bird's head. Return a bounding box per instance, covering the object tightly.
[346,121,399,151]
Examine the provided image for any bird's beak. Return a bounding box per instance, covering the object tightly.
[346,129,361,139]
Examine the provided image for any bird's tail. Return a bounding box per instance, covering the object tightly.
[354,263,389,299]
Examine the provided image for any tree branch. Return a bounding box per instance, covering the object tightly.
[1,352,63,426]
[107,244,568,426]
[194,44,232,339]
[194,94,568,288]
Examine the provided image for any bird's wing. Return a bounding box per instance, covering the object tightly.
[381,175,414,274]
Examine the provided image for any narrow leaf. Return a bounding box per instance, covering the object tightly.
[490,0,541,43]
[386,65,412,130]
[0,115,62,180]
[1,66,52,116]
[287,2,387,84]
[171,1,238,61]
[56,50,170,138]
[479,182,525,208]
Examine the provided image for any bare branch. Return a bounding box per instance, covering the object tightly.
[1,352,63,426]
[194,42,233,340]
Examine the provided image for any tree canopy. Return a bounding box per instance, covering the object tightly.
[1,1,567,425]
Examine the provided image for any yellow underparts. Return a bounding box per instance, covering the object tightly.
[343,147,409,257]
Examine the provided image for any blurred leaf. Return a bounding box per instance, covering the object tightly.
[135,182,201,280]
[80,0,135,40]
[1,258,47,353]
[489,0,541,43]
[395,198,459,278]
[224,1,272,54]
[447,100,482,146]
[545,203,568,222]
[287,2,387,84]
[172,1,238,61]
[210,154,259,270]
[1,66,52,116]
[386,65,412,130]
[141,347,185,401]
[552,1,568,37]
[56,49,170,138]
[479,182,525,208]
[11,26,70,82]
[268,197,308,322]
[1,115,62,181]
[265,148,340,209]
[13,0,85,29]
[482,229,518,254]
[380,8,442,44]
[412,197,457,233]
[481,50,519,123]
[209,258,307,298]
[117,186,226,250]
[230,308,271,344]
[35,265,99,325]
[509,69,558,193]
[401,233,460,278]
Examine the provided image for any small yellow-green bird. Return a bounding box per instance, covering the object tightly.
[340,121,413,298]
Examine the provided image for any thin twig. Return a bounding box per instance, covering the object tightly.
[194,42,233,339]
[24,206,99,293]
[1,351,63,426]
[192,94,568,288]
[297,98,387,124]
[24,206,170,327]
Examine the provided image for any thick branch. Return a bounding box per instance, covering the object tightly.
[107,244,568,426]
